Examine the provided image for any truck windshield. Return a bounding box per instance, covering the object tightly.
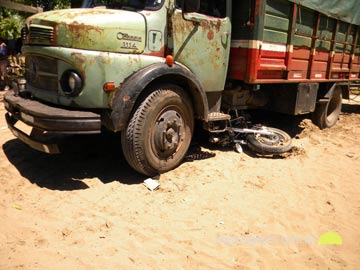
[81,0,163,10]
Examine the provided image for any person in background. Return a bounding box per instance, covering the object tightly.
[0,37,10,91]
[7,39,16,57]
[15,37,22,55]
[15,37,24,71]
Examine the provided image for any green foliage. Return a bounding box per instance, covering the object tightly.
[0,13,24,40]
[21,1,71,11]
[0,0,75,40]
[34,0,71,11]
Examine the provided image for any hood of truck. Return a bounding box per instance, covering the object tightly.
[25,8,146,54]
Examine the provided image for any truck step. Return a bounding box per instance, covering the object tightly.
[208,112,231,122]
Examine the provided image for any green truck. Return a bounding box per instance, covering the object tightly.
[4,0,360,175]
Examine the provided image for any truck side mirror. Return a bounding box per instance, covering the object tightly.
[182,0,200,13]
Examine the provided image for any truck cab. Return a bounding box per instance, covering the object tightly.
[5,0,232,176]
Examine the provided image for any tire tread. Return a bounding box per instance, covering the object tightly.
[121,84,193,176]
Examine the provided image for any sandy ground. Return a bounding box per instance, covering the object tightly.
[0,90,360,270]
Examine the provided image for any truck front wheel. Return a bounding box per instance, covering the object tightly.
[312,88,342,129]
[121,84,194,176]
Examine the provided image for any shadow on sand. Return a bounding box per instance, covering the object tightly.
[342,101,360,114]
[2,133,146,191]
[2,109,318,191]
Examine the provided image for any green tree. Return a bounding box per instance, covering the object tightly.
[0,15,23,40]
[0,7,25,40]
[0,0,76,39]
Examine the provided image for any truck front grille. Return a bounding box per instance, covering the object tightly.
[25,55,58,93]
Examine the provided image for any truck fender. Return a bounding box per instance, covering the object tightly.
[110,62,208,132]
[322,83,349,100]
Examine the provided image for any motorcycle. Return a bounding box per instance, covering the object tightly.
[209,110,293,155]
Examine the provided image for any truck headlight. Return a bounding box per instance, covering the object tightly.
[60,70,83,96]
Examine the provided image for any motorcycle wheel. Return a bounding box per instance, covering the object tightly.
[246,127,292,155]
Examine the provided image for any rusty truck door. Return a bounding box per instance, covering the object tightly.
[171,2,231,92]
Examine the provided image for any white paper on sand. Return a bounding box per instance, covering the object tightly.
[143,178,160,191]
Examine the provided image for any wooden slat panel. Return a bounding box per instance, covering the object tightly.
[332,63,342,70]
[345,45,352,54]
[353,55,360,64]
[259,58,286,69]
[263,29,288,44]
[288,70,307,79]
[343,55,350,63]
[334,43,345,52]
[260,50,286,59]
[351,64,360,72]
[313,51,329,61]
[292,47,311,59]
[263,0,290,44]
[333,53,343,62]
[257,70,285,79]
[310,71,326,80]
[288,59,309,70]
[265,14,289,32]
[315,40,331,51]
[259,42,287,71]
[312,61,328,71]
[293,35,312,47]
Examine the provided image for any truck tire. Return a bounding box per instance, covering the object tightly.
[121,84,194,176]
[312,88,342,129]
[246,127,292,155]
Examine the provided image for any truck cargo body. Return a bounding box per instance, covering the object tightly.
[228,0,360,84]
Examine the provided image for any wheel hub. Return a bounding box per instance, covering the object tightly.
[256,133,282,146]
[154,110,183,158]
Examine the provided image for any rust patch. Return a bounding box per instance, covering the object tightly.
[215,19,221,32]
[200,20,208,28]
[66,22,102,38]
[57,21,105,51]
[43,9,117,20]
[167,8,173,38]
[70,52,87,81]
[88,57,96,66]
[255,0,261,18]
[70,52,86,65]
[109,85,123,107]
[144,45,166,57]
[207,30,215,40]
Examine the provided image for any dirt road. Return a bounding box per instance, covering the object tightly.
[1,90,359,270]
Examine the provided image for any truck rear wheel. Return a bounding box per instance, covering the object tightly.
[312,88,342,129]
[121,84,194,176]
